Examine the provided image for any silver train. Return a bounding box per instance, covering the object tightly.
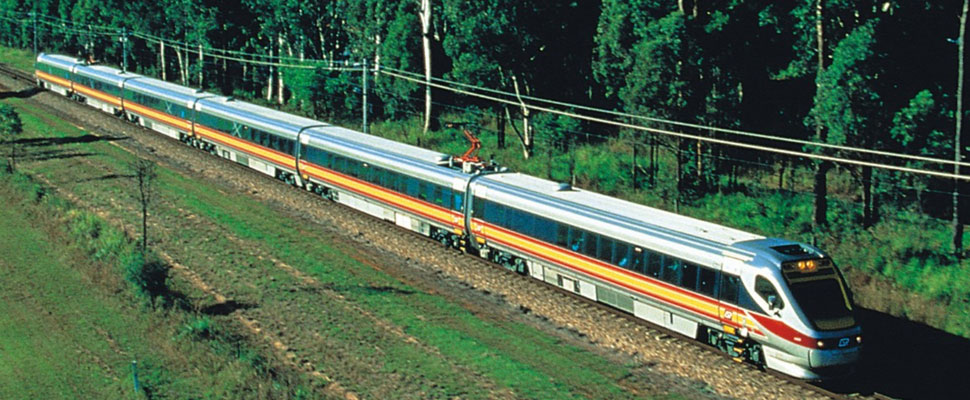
[35,53,862,379]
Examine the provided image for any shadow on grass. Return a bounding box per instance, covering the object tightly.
[819,307,970,398]
[0,87,42,99]
[15,134,125,147]
[20,149,96,162]
[200,300,257,316]
[75,173,135,183]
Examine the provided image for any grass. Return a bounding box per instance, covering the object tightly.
[0,168,318,399]
[1,54,682,398]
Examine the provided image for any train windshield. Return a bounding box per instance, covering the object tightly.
[783,259,855,331]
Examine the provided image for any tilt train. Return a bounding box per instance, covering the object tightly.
[35,53,861,379]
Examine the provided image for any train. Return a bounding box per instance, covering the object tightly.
[34,52,862,380]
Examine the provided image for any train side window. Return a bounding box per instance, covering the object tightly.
[613,242,631,269]
[432,185,444,206]
[514,209,534,235]
[661,257,682,284]
[472,197,485,218]
[484,201,505,226]
[645,251,662,278]
[568,227,584,252]
[452,192,463,211]
[533,217,557,243]
[597,237,614,263]
[755,276,784,310]
[681,262,698,291]
[583,232,598,257]
[698,267,718,297]
[720,274,739,304]
[631,247,644,272]
[417,181,428,200]
[556,224,569,247]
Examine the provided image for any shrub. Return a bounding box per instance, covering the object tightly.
[121,251,170,302]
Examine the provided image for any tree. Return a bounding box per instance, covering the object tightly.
[808,20,885,227]
[954,0,969,255]
[0,103,23,173]
[129,158,157,254]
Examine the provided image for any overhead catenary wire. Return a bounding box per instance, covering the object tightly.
[379,68,970,181]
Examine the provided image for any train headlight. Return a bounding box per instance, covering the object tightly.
[856,335,863,344]
[816,340,826,348]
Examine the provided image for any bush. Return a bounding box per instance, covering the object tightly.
[179,316,216,341]
[121,251,170,302]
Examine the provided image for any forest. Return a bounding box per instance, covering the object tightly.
[2,0,970,337]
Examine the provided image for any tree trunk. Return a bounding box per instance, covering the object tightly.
[160,41,166,81]
[863,165,873,227]
[266,43,274,102]
[175,47,186,85]
[278,33,286,105]
[676,139,683,213]
[813,0,828,229]
[954,0,969,255]
[497,108,506,149]
[198,43,203,87]
[419,0,433,134]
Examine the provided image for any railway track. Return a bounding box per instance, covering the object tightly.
[0,62,876,399]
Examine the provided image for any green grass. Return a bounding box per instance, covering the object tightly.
[0,46,35,71]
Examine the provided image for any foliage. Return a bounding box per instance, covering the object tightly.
[0,103,23,171]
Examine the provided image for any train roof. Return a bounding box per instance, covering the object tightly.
[36,53,81,70]
[74,63,141,86]
[304,131,467,187]
[307,124,451,166]
[125,75,207,108]
[196,96,323,140]
[474,173,763,266]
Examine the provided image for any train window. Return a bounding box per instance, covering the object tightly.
[681,263,698,291]
[533,217,557,244]
[440,188,452,209]
[661,257,682,285]
[417,181,430,201]
[698,267,718,297]
[597,237,614,263]
[504,207,519,229]
[755,276,784,310]
[568,227,584,252]
[613,242,631,269]
[402,177,414,196]
[432,185,444,207]
[555,224,569,247]
[583,232,599,257]
[452,192,463,211]
[472,197,484,218]
[632,247,644,272]
[484,201,505,226]
[511,209,534,235]
[645,251,662,278]
[720,274,739,305]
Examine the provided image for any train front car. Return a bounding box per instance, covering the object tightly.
[730,239,862,380]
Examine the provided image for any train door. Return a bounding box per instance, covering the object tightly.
[718,256,747,333]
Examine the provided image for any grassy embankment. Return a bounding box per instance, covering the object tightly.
[0,165,316,398]
[1,48,682,398]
